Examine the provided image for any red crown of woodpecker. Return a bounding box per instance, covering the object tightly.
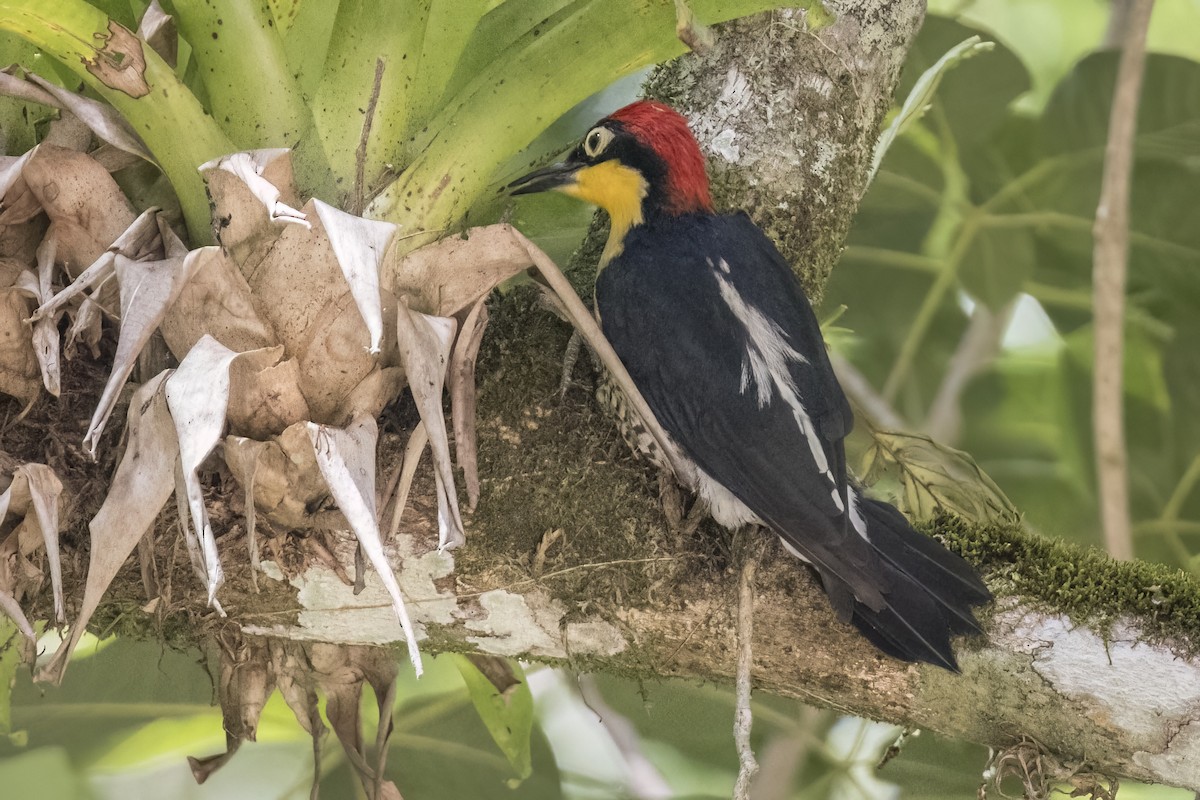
[608,101,713,215]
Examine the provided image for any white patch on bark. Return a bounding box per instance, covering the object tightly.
[244,533,456,646]
[465,589,627,658]
[992,609,1200,788]
[711,129,741,162]
[802,73,835,99]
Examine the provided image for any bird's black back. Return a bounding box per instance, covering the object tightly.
[595,211,990,669]
[596,211,881,609]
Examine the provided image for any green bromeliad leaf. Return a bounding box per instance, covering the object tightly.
[0,0,234,241]
[453,655,535,782]
[364,0,826,235]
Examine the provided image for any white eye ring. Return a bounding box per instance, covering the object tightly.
[583,127,614,158]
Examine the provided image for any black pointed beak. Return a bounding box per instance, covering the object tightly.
[507,161,582,196]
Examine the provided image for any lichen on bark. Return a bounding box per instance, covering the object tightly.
[643,1,925,300]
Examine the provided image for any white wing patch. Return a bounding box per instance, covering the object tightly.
[713,259,844,513]
[847,486,869,540]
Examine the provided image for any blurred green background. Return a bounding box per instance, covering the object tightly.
[4,0,1200,797]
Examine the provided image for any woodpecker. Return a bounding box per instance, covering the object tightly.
[510,100,990,670]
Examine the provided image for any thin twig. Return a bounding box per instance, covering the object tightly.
[924,300,1014,444]
[1092,0,1155,561]
[353,58,386,216]
[733,551,759,800]
[830,353,907,431]
[577,675,673,799]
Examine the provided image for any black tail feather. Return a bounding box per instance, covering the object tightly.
[847,497,991,671]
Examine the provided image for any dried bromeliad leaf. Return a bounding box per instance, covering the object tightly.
[0,461,65,643]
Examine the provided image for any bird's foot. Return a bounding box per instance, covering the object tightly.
[558,328,584,399]
[660,468,706,540]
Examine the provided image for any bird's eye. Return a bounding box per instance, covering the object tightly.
[583,127,613,158]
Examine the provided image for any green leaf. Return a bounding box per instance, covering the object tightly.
[312,0,436,193]
[367,0,792,233]
[172,0,328,188]
[404,0,495,134]
[957,348,1099,546]
[959,221,1034,310]
[0,620,27,746]
[453,655,533,781]
[1040,52,1200,160]
[274,0,338,97]
[881,729,989,800]
[900,16,1031,149]
[0,747,87,799]
[861,430,1021,525]
[0,34,48,156]
[0,0,235,242]
[869,36,996,184]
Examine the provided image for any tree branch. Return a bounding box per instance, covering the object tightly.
[1092,0,1155,561]
[924,300,1014,445]
[230,516,1200,793]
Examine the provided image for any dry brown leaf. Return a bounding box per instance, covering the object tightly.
[0,461,64,636]
[25,74,151,162]
[0,150,42,228]
[200,150,305,271]
[26,236,60,396]
[165,336,277,609]
[19,144,136,277]
[307,415,422,675]
[137,0,178,68]
[0,589,35,643]
[37,371,175,684]
[395,300,463,551]
[2,464,64,623]
[226,348,310,439]
[0,212,46,272]
[85,22,150,98]
[29,206,161,324]
[83,247,209,455]
[0,287,39,404]
[188,635,275,784]
[159,245,277,357]
[312,198,396,355]
[0,68,57,110]
[269,639,325,798]
[42,109,92,153]
[310,643,399,799]
[385,422,428,543]
[63,293,104,360]
[223,422,340,531]
[385,225,527,318]
[449,296,489,512]
[294,288,399,424]
[222,437,268,589]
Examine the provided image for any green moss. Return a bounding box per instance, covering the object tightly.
[930,513,1200,651]
[464,285,684,612]
[87,600,200,646]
